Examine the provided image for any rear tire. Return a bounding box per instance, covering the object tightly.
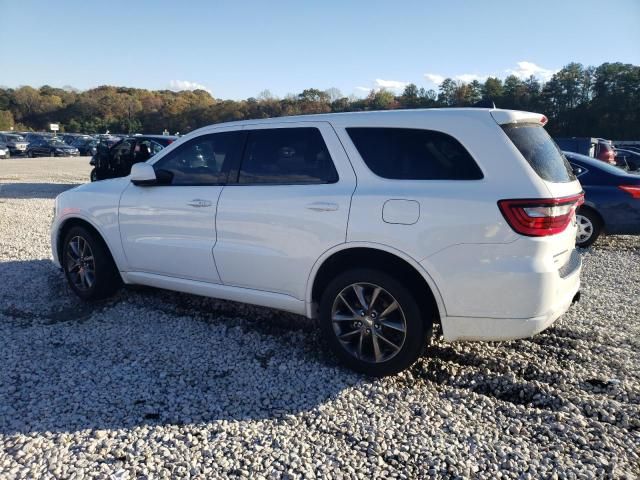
[62,226,121,301]
[319,268,430,376]
[27,150,33,158]
[90,168,97,182]
[576,207,602,248]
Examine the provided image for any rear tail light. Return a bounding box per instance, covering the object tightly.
[498,193,584,237]
[619,185,640,199]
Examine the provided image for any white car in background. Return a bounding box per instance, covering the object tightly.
[51,108,584,375]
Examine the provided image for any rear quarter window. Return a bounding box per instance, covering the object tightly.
[502,124,576,183]
[346,127,483,180]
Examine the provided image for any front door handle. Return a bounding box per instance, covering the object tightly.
[306,202,339,212]
[187,199,212,208]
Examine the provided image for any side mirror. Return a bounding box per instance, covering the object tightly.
[130,162,157,186]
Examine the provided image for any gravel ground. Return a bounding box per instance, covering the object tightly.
[1,157,639,479]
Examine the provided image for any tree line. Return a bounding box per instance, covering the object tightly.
[0,62,638,139]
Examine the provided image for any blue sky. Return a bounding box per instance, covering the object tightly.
[1,0,638,99]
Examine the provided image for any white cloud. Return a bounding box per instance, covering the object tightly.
[505,61,557,81]
[454,73,488,83]
[168,79,212,95]
[355,86,372,92]
[374,78,409,90]
[424,73,445,85]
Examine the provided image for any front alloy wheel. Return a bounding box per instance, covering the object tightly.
[62,226,121,300]
[65,235,96,292]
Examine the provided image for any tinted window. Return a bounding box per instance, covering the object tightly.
[239,128,338,184]
[154,132,243,185]
[346,128,483,180]
[502,124,575,183]
[112,139,134,157]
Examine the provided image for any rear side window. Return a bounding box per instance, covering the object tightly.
[346,128,483,180]
[502,124,576,183]
[239,128,338,184]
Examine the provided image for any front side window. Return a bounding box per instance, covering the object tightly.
[346,127,483,180]
[239,127,338,184]
[153,131,243,185]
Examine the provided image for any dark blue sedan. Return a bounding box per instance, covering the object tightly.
[564,151,640,247]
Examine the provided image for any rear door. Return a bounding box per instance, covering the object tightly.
[213,122,356,300]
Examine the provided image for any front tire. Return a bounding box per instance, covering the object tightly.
[90,168,97,182]
[27,150,33,158]
[62,226,121,300]
[576,207,602,248]
[320,268,430,376]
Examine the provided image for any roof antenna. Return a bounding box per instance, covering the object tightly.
[473,99,496,109]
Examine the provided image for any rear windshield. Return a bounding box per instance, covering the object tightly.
[502,124,576,183]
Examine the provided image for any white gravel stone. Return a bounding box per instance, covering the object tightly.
[0,157,639,478]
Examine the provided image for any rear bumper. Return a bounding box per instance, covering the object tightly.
[440,260,581,341]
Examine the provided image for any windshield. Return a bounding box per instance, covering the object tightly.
[49,139,67,146]
[502,123,576,183]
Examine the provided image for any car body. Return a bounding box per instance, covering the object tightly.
[0,132,29,155]
[0,141,9,159]
[25,137,80,157]
[70,136,98,156]
[51,109,583,375]
[564,151,640,247]
[90,135,177,181]
[24,132,53,143]
[62,133,93,145]
[555,137,616,165]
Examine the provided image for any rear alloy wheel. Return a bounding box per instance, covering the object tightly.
[320,269,430,376]
[62,226,121,300]
[576,208,602,248]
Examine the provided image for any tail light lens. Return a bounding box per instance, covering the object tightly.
[619,185,640,199]
[498,193,585,237]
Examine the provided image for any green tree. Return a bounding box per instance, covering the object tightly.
[0,110,14,130]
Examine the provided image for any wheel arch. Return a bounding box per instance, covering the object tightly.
[306,242,446,322]
[579,203,604,225]
[56,216,120,271]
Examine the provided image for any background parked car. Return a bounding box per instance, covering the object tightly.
[556,137,617,165]
[0,141,9,159]
[70,136,98,156]
[0,132,29,156]
[91,134,176,181]
[564,151,640,247]
[25,137,80,157]
[61,133,92,145]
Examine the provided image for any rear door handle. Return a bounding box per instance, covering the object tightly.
[187,199,212,208]
[306,202,339,212]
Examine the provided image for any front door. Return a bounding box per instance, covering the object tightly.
[214,122,356,300]
[119,129,244,283]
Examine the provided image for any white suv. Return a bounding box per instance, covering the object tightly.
[51,109,583,375]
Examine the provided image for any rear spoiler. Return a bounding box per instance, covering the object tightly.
[491,110,548,126]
